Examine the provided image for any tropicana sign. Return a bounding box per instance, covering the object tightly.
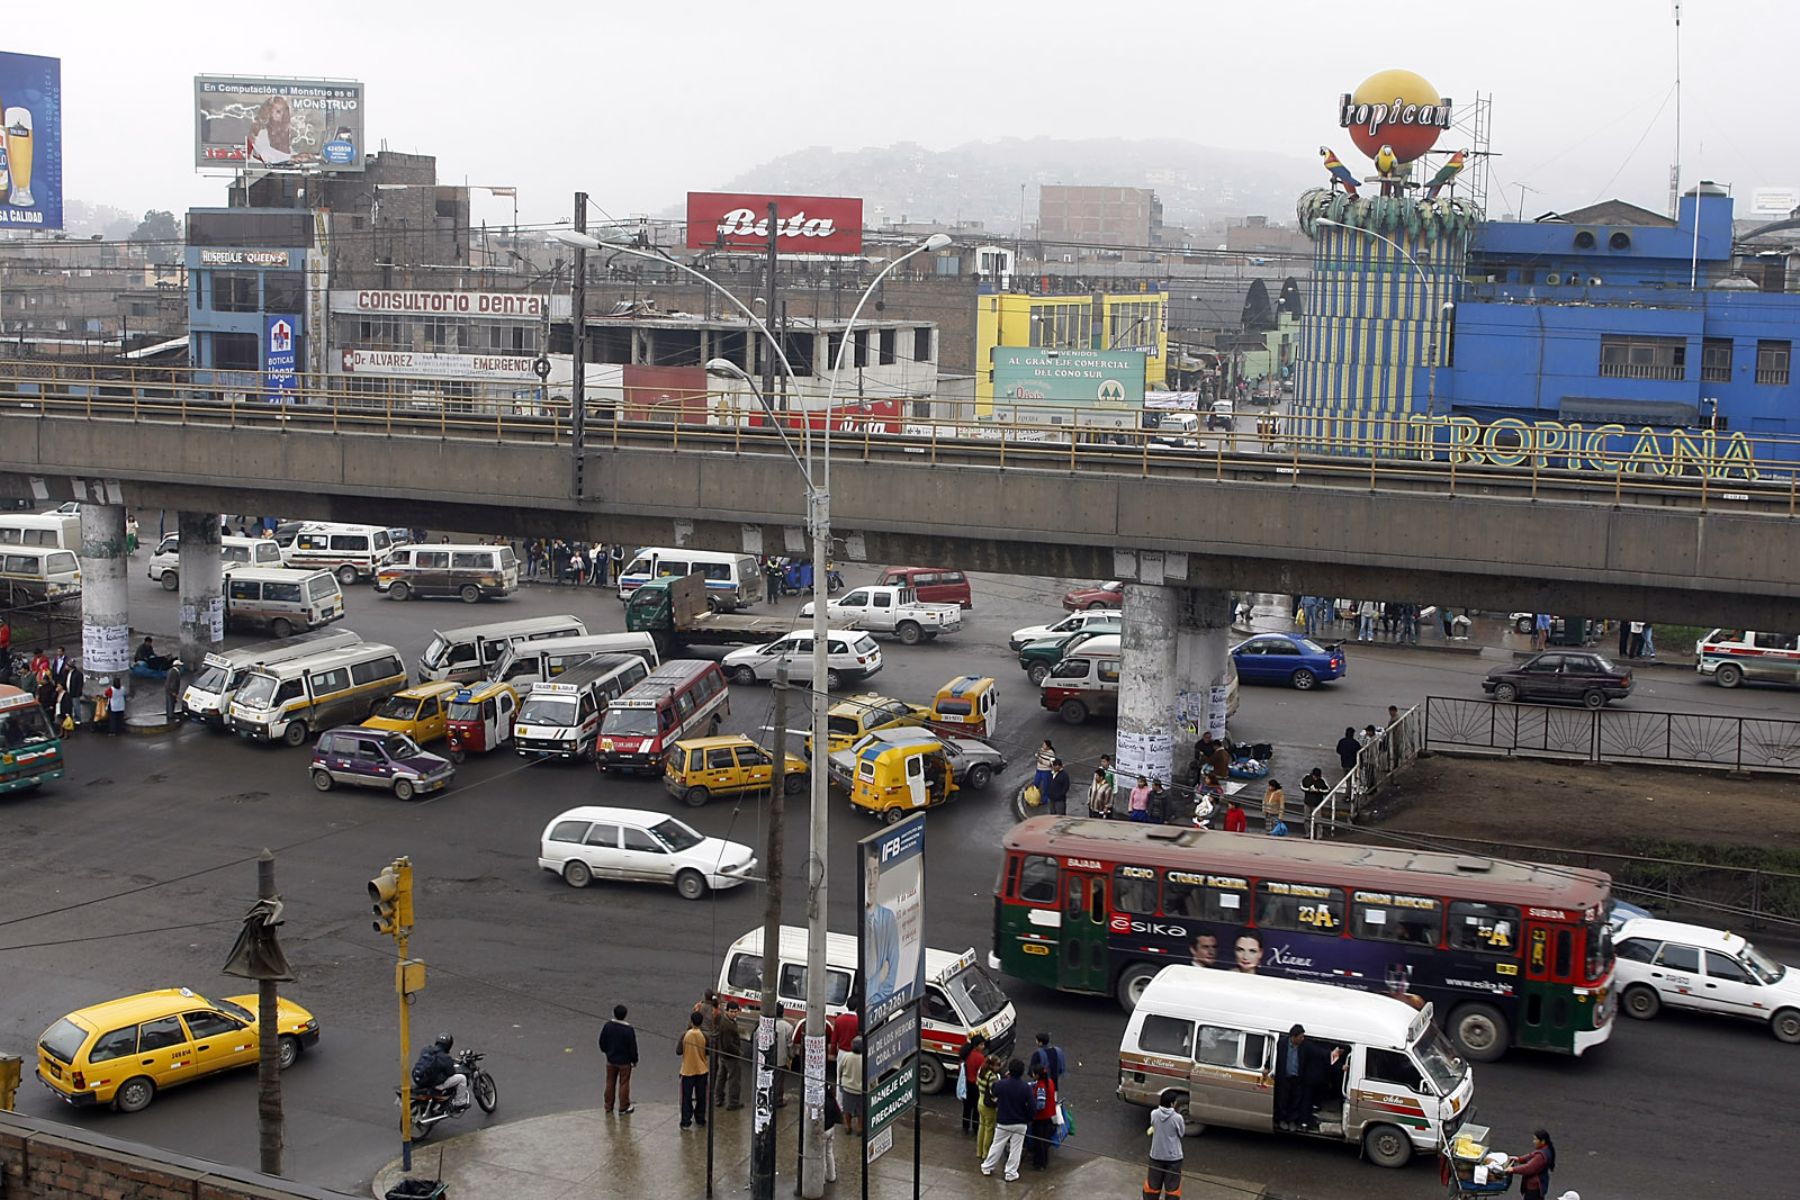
[1297,413,1763,480]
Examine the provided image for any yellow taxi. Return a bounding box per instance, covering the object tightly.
[362,679,461,745]
[666,734,808,807]
[805,693,928,757]
[36,987,320,1112]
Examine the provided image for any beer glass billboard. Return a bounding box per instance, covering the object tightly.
[194,76,364,172]
[0,52,62,231]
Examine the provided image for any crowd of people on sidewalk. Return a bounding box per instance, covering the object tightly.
[1294,596,1461,643]
[519,539,619,587]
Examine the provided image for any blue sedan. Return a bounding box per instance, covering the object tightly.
[1230,633,1346,690]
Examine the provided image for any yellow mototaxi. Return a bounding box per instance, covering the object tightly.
[848,738,957,824]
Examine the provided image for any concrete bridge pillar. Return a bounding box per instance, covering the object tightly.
[78,504,131,688]
[1117,584,1234,794]
[177,511,224,670]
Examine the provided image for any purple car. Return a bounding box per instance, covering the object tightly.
[310,727,455,801]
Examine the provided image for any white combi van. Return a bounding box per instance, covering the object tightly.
[180,629,364,727]
[146,534,285,591]
[616,547,760,610]
[715,925,1018,1095]
[228,641,408,746]
[1117,967,1473,1169]
[0,547,81,600]
[1695,629,1800,689]
[375,543,520,603]
[514,653,651,761]
[489,632,660,689]
[416,615,588,683]
[223,567,345,637]
[0,513,79,550]
[282,523,399,585]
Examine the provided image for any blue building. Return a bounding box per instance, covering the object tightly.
[1446,185,1795,435]
[185,208,315,382]
[1293,183,1800,457]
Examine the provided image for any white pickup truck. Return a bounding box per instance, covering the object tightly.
[800,585,962,645]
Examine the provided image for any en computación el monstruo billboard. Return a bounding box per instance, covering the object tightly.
[194,76,364,171]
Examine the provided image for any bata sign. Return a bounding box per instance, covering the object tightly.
[339,348,539,381]
[333,289,546,317]
[685,191,863,255]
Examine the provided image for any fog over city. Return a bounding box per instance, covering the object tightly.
[16,0,1792,228]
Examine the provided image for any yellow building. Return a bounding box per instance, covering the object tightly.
[974,290,1169,416]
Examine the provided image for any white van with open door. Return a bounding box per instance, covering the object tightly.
[1118,967,1473,1168]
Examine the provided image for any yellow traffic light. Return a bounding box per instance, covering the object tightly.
[393,858,415,929]
[370,865,400,936]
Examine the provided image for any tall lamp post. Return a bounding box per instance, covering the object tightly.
[1316,217,1453,415]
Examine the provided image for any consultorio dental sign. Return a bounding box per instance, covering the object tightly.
[1297,413,1764,479]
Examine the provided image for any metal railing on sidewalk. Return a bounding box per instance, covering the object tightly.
[1423,695,1800,774]
[1307,704,1424,839]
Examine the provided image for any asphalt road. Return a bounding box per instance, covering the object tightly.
[3,564,1795,1198]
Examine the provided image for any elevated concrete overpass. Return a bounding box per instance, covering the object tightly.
[0,387,1794,628]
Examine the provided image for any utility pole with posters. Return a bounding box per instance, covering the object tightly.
[221,849,295,1177]
[750,663,789,1199]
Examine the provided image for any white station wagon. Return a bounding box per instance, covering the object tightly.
[537,805,756,902]
[1614,917,1800,1043]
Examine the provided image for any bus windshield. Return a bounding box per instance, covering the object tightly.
[0,702,52,747]
[602,706,659,736]
[235,673,279,708]
[1586,913,1614,980]
[519,696,578,727]
[190,664,230,694]
[1411,1026,1465,1095]
[943,963,1010,1025]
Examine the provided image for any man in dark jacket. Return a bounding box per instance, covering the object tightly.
[1044,760,1071,815]
[597,1004,639,1114]
[1335,727,1361,775]
[1269,1024,1342,1130]
[717,1002,745,1109]
[980,1060,1033,1182]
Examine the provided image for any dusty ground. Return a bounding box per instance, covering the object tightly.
[1366,750,1800,853]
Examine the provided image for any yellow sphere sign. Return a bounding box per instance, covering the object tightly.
[1339,69,1452,164]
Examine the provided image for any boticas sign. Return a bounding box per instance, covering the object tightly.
[686,191,863,254]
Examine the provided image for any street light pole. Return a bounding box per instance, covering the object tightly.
[800,230,950,1198]
[570,192,588,497]
[1316,217,1444,415]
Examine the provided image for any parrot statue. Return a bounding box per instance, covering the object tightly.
[1426,150,1468,200]
[1374,144,1398,178]
[1320,146,1360,197]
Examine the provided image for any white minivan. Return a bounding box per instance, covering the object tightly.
[489,632,660,689]
[417,615,588,683]
[1613,917,1800,1042]
[514,653,651,761]
[147,534,285,591]
[716,925,1018,1095]
[722,629,882,688]
[616,547,760,610]
[181,629,363,728]
[0,513,79,550]
[1119,967,1473,1168]
[282,522,399,585]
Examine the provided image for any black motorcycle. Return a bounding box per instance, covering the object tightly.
[402,1049,497,1140]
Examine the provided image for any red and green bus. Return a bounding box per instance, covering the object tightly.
[993,817,1616,1061]
[0,683,63,793]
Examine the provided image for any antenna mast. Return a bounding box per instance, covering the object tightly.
[1668,1,1682,217]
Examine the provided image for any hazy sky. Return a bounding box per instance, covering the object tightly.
[15,0,1796,229]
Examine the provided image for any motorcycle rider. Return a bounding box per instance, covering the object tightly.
[413,1033,471,1113]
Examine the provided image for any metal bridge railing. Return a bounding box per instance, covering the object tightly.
[2,359,1798,516]
[1307,704,1425,839]
[1423,695,1800,774]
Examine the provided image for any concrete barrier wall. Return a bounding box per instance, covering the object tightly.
[0,1111,352,1200]
[3,416,1797,627]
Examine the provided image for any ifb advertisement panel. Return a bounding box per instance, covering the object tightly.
[194,76,364,171]
[0,52,62,230]
[861,814,925,1029]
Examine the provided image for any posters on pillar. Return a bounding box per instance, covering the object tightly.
[753,1016,776,1135]
[1208,685,1231,738]
[206,596,225,643]
[1175,690,1205,735]
[1116,728,1175,785]
[804,1034,826,1110]
[82,623,129,673]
